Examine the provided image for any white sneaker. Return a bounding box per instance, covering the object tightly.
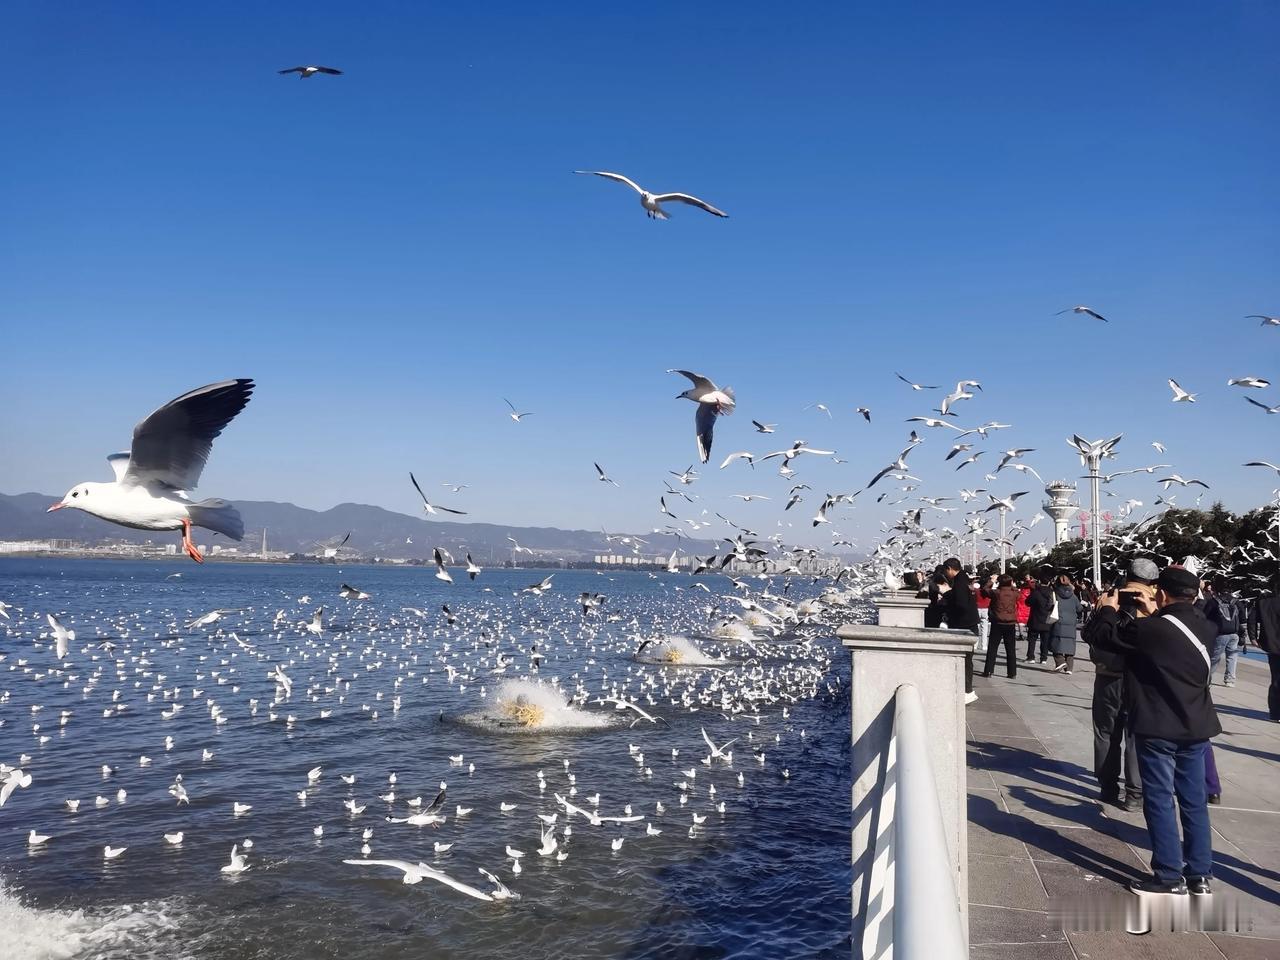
[964,691,979,705]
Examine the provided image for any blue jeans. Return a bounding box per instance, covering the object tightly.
[1210,634,1240,683]
[1135,737,1213,884]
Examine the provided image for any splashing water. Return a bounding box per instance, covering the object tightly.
[636,634,727,665]
[0,881,189,960]
[465,679,617,732]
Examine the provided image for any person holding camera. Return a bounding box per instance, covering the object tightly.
[1089,566,1220,896]
[1082,559,1156,809]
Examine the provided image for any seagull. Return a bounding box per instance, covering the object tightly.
[503,398,533,422]
[1246,315,1280,326]
[984,492,1029,512]
[1158,474,1210,489]
[760,441,835,464]
[895,373,939,390]
[1228,376,1270,389]
[1244,461,1280,476]
[186,608,236,629]
[339,584,370,601]
[1167,379,1197,403]
[343,860,495,901]
[46,614,74,659]
[47,379,254,562]
[1244,396,1280,414]
[594,463,619,487]
[670,370,736,463]
[856,407,871,423]
[221,844,249,874]
[103,845,127,860]
[433,548,454,584]
[574,171,728,220]
[410,473,466,516]
[278,65,342,78]
[719,451,755,470]
[523,575,554,595]
[1056,305,1108,323]
[465,554,482,579]
[867,442,919,489]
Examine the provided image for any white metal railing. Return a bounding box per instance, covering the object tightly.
[860,683,967,960]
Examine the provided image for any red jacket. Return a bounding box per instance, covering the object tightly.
[1016,588,1031,625]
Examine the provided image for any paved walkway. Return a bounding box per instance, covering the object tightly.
[966,647,1280,959]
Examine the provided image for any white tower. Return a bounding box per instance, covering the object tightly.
[1043,481,1077,546]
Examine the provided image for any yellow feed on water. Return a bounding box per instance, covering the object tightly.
[501,701,546,727]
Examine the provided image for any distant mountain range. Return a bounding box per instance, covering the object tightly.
[0,491,717,562]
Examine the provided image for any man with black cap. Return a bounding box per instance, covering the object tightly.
[941,557,979,701]
[1082,558,1158,809]
[1091,565,1220,897]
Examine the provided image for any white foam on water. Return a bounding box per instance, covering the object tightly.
[478,678,616,731]
[638,634,727,665]
[0,880,188,960]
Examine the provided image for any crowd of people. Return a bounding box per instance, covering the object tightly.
[904,556,1280,901]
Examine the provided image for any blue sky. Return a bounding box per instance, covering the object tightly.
[2,1,1277,552]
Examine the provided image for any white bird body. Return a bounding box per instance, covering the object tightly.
[343,859,495,901]
[221,844,249,874]
[575,170,728,220]
[47,380,254,562]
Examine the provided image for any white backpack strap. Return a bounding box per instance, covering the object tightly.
[1164,614,1212,676]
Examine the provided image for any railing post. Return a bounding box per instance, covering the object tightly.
[841,594,974,958]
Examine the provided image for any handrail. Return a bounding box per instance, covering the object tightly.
[862,682,967,960]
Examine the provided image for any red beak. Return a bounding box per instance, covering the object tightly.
[47,502,65,512]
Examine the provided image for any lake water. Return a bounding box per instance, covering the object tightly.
[0,558,859,959]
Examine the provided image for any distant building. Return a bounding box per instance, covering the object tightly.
[1043,481,1078,546]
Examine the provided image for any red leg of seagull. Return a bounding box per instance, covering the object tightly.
[181,518,204,564]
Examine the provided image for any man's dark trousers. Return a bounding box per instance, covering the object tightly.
[1135,736,1212,884]
[1092,672,1139,799]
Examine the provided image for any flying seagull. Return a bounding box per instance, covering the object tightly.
[573,171,728,220]
[1056,305,1108,323]
[856,407,871,423]
[47,379,254,563]
[410,473,466,515]
[1246,315,1280,326]
[1228,376,1270,389]
[594,463,619,487]
[1167,378,1197,403]
[278,65,342,78]
[895,373,940,390]
[1244,396,1280,414]
[1243,461,1280,476]
[670,369,736,464]
[503,398,532,422]
[751,421,776,434]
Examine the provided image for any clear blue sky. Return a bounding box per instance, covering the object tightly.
[2,1,1276,551]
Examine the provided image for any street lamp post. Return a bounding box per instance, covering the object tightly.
[999,507,1008,574]
[1067,434,1122,590]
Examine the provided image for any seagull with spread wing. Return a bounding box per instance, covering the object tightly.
[47,379,254,562]
[670,369,736,463]
[278,65,342,78]
[1056,305,1108,323]
[410,473,466,516]
[574,171,728,220]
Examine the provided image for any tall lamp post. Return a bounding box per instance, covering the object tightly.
[999,506,1008,574]
[1068,434,1123,589]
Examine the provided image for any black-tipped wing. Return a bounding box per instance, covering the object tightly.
[669,369,714,391]
[124,379,254,490]
[651,193,728,217]
[694,403,717,464]
[279,67,306,74]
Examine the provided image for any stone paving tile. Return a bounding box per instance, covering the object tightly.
[1067,932,1228,959]
[1209,934,1280,959]
[971,941,1077,960]
[969,903,1066,946]
[970,853,1051,910]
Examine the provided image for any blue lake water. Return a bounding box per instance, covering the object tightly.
[0,558,858,959]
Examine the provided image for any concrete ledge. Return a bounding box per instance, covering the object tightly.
[840,623,977,656]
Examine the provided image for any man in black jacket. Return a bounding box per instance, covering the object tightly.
[1246,583,1280,721]
[1024,575,1055,664]
[1090,566,1221,896]
[1082,558,1156,809]
[942,557,979,699]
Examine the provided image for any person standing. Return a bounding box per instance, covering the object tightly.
[1025,574,1054,664]
[975,574,992,654]
[1091,567,1221,896]
[1082,559,1156,809]
[1049,573,1081,674]
[981,574,1019,678]
[941,557,979,701]
[1246,583,1280,722]
[1203,579,1243,687]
